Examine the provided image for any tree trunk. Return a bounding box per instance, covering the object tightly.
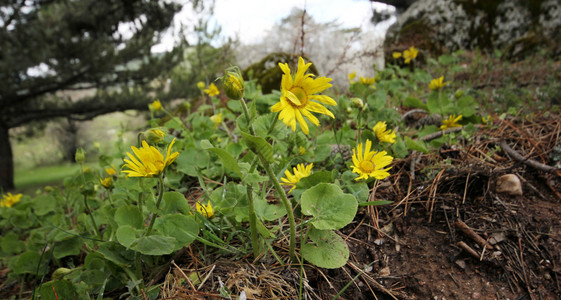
[0,121,14,191]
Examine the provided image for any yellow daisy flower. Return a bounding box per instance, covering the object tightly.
[1,192,22,208]
[210,113,223,129]
[428,76,450,91]
[122,138,179,177]
[196,202,214,218]
[440,114,463,130]
[351,140,393,181]
[271,57,337,135]
[373,121,396,144]
[403,46,418,64]
[360,76,375,85]
[281,163,313,193]
[149,100,162,111]
[204,83,220,97]
[348,71,356,81]
[392,51,402,59]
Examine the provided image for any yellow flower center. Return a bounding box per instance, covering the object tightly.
[359,160,375,173]
[289,86,308,108]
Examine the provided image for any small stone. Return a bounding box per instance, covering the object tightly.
[472,292,481,299]
[455,259,466,269]
[379,266,391,276]
[495,174,523,195]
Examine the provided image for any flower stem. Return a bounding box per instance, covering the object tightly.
[79,163,101,239]
[240,97,255,135]
[145,175,164,236]
[256,152,297,262]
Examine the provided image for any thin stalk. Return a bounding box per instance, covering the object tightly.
[80,164,100,239]
[356,109,363,142]
[240,97,256,135]
[240,97,261,259]
[256,152,296,262]
[246,178,259,258]
[145,174,164,236]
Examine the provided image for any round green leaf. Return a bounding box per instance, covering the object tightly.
[162,191,190,214]
[301,228,349,269]
[116,225,142,248]
[301,183,357,230]
[154,214,199,251]
[130,235,176,255]
[114,205,143,229]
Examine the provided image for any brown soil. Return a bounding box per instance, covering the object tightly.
[163,114,561,299]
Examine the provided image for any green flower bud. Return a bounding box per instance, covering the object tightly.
[454,89,464,99]
[351,97,364,109]
[143,128,166,144]
[222,66,245,100]
[75,148,86,164]
[52,268,73,280]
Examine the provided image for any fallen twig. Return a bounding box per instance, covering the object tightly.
[499,140,561,174]
[455,220,494,250]
[456,241,481,259]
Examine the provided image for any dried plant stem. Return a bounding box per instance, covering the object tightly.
[500,140,560,174]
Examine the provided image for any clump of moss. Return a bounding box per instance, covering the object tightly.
[243,52,318,94]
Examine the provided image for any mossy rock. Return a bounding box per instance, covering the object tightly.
[384,0,560,62]
[243,52,318,94]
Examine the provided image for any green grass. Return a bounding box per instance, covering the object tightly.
[14,163,95,193]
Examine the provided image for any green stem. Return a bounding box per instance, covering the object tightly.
[357,109,363,143]
[240,97,256,135]
[80,163,101,239]
[83,194,101,239]
[246,184,259,258]
[256,152,296,262]
[145,175,164,236]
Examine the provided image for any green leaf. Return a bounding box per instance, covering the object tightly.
[207,148,242,177]
[404,136,430,153]
[301,183,357,230]
[457,95,477,117]
[9,209,34,229]
[32,194,57,216]
[114,205,144,229]
[301,228,349,269]
[116,225,142,248]
[254,197,286,221]
[53,237,82,259]
[359,200,394,206]
[96,241,135,267]
[12,251,47,275]
[403,96,428,110]
[154,214,199,251]
[162,191,190,214]
[241,131,273,163]
[39,280,81,300]
[130,235,176,255]
[175,147,210,176]
[0,232,25,255]
[295,171,333,190]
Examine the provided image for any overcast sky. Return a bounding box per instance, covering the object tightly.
[152,0,395,52]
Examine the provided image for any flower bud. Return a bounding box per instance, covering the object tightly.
[143,128,166,144]
[210,113,223,128]
[75,148,86,164]
[100,177,113,189]
[222,66,245,100]
[454,89,464,99]
[52,268,73,280]
[197,81,205,90]
[351,97,364,109]
[149,100,162,111]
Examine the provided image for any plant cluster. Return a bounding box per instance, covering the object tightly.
[0,49,490,299]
